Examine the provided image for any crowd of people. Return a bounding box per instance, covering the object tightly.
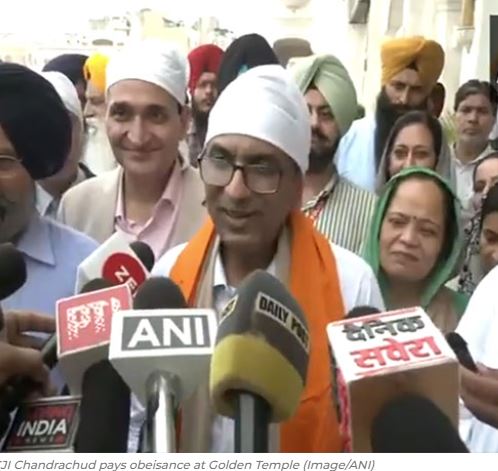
[1,31,498,452]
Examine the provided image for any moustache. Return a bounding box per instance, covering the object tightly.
[311,129,327,141]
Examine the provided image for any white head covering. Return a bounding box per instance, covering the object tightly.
[105,40,189,105]
[205,64,310,174]
[41,71,83,123]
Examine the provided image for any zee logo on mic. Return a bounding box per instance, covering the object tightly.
[102,252,147,292]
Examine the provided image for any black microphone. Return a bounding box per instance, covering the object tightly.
[0,243,27,301]
[346,305,381,319]
[130,241,155,273]
[371,394,469,452]
[446,332,478,373]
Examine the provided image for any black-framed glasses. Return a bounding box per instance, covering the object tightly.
[198,154,282,195]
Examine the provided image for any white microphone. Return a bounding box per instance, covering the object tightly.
[327,306,459,452]
[108,277,217,452]
[75,232,150,294]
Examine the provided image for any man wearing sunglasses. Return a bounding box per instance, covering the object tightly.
[149,65,384,453]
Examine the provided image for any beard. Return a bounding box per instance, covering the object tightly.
[192,99,209,145]
[82,118,116,175]
[374,89,428,171]
[308,129,340,175]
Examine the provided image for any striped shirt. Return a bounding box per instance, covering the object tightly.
[302,171,377,255]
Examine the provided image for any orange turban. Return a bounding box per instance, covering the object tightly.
[381,36,445,90]
[83,52,109,94]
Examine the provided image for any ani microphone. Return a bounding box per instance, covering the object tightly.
[209,270,309,453]
[109,277,217,453]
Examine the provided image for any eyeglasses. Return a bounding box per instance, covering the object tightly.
[198,154,282,195]
[0,155,22,175]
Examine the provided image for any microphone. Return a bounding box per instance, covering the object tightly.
[74,360,130,452]
[371,394,469,452]
[109,277,217,453]
[56,277,132,393]
[2,396,81,452]
[446,332,478,372]
[0,243,27,331]
[0,243,27,300]
[327,306,459,452]
[346,306,381,319]
[209,270,309,453]
[2,278,132,453]
[130,241,155,273]
[75,232,151,294]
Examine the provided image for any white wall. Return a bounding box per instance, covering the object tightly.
[460,0,498,84]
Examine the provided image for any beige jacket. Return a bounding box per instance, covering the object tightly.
[57,163,207,248]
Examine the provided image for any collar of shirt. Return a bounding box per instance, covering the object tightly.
[115,160,184,230]
[301,167,339,212]
[35,184,58,218]
[16,214,55,266]
[453,144,495,168]
[213,249,277,291]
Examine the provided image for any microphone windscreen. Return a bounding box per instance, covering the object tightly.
[371,394,469,453]
[79,277,115,293]
[346,305,381,319]
[0,243,27,300]
[130,241,155,272]
[133,277,187,309]
[75,360,130,452]
[210,269,309,422]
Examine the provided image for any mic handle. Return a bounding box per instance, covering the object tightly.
[142,371,179,453]
[234,392,270,453]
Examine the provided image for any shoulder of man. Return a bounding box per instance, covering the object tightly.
[58,168,121,221]
[151,243,188,277]
[44,217,99,260]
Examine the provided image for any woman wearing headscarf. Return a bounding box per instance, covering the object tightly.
[217,33,279,94]
[458,152,498,294]
[364,167,467,333]
[375,110,455,194]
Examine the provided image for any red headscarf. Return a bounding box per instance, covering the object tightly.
[187,44,224,93]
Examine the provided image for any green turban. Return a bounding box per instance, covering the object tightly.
[288,54,357,136]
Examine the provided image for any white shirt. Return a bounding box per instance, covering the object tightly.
[456,264,498,452]
[127,240,385,452]
[453,145,495,217]
[335,115,377,192]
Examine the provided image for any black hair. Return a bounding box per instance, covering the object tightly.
[454,80,498,117]
[383,110,443,177]
[480,181,498,229]
[472,151,498,187]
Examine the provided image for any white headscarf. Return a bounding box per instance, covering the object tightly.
[205,64,310,174]
[105,40,189,105]
[41,71,83,123]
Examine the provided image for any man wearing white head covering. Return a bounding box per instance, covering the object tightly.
[150,65,384,453]
[58,41,207,259]
[37,71,94,218]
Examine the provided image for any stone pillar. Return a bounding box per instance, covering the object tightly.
[434,0,463,110]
